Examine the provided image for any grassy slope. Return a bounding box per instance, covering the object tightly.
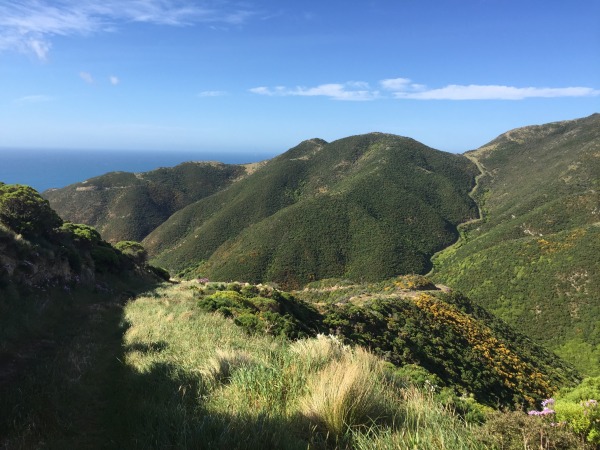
[432,113,600,374]
[44,161,248,243]
[145,134,479,287]
[1,280,589,449]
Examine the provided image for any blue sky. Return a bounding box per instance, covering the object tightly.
[0,0,599,154]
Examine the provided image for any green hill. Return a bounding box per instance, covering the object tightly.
[432,113,600,374]
[44,161,251,243]
[144,134,479,287]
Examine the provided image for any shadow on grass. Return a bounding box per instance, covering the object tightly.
[107,350,323,449]
[0,286,323,450]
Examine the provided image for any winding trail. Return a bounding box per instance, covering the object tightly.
[426,153,487,277]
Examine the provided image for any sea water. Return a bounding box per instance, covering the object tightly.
[0,148,275,193]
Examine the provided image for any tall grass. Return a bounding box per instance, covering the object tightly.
[299,347,391,439]
[3,281,527,448]
[115,282,492,448]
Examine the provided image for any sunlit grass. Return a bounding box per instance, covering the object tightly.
[115,281,490,448]
[4,280,592,448]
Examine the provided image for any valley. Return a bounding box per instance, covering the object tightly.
[1,114,599,448]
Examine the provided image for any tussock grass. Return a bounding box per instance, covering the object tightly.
[351,387,487,449]
[202,348,254,384]
[300,347,391,439]
[3,280,538,448]
[289,333,347,368]
[112,282,493,448]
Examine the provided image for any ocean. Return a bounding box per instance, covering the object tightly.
[0,148,276,193]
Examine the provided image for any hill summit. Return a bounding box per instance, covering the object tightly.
[142,133,479,287]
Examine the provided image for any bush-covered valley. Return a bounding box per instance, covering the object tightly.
[432,113,600,375]
[2,114,600,448]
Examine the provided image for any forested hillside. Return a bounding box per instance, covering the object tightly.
[3,120,600,448]
[433,113,600,374]
[144,134,479,287]
[35,115,600,374]
[44,161,252,242]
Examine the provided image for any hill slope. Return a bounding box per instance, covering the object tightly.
[0,182,163,384]
[432,113,600,374]
[144,134,479,287]
[44,161,250,243]
[3,275,584,448]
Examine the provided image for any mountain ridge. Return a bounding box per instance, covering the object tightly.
[142,133,479,287]
[432,113,600,374]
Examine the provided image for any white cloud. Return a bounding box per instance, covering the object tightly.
[80,71,94,84]
[251,77,599,102]
[0,1,258,60]
[391,84,600,100]
[198,90,228,97]
[380,78,600,100]
[109,75,119,85]
[380,78,412,91]
[14,94,54,103]
[249,83,379,101]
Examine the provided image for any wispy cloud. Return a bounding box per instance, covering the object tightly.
[14,94,55,103]
[251,77,600,102]
[198,90,228,97]
[109,75,119,85]
[380,78,600,100]
[80,71,94,84]
[0,1,258,60]
[249,82,379,101]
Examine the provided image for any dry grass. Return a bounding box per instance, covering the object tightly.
[289,333,348,368]
[202,348,255,384]
[299,347,389,439]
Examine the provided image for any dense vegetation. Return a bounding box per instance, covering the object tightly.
[0,182,164,378]
[3,280,596,449]
[4,115,600,447]
[169,276,581,408]
[432,113,600,375]
[144,134,479,287]
[44,161,249,242]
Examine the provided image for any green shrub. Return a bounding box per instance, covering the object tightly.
[91,245,121,273]
[148,265,170,281]
[0,184,62,237]
[554,377,600,444]
[61,222,101,244]
[479,410,584,450]
[115,241,148,265]
[196,287,321,339]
